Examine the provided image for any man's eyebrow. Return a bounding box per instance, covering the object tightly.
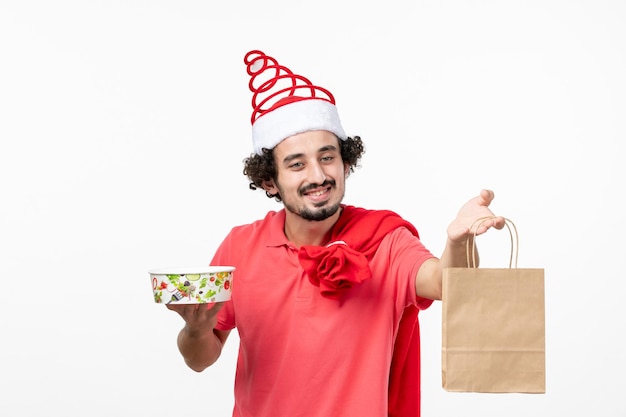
[282,153,305,164]
[282,145,339,164]
[318,145,338,153]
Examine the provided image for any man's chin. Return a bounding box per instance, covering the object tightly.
[298,203,341,222]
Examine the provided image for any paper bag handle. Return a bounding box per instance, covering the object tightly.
[466,216,518,269]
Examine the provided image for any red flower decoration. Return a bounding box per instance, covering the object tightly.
[298,205,420,299]
[298,242,371,299]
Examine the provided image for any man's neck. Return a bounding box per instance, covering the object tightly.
[283,208,342,247]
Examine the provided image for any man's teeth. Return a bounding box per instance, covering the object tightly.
[309,190,326,196]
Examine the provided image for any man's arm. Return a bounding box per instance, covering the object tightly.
[414,189,505,301]
[167,303,231,372]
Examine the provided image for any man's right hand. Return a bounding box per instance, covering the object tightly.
[166,302,225,334]
[166,302,229,372]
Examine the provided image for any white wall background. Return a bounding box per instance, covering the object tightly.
[1,1,624,416]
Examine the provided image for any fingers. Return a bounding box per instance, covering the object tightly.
[166,302,225,322]
[478,189,495,206]
[166,303,198,319]
[474,216,506,235]
[493,216,506,230]
[208,302,226,315]
[478,189,505,231]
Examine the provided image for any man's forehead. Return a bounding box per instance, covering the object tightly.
[274,131,340,159]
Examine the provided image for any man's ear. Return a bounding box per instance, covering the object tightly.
[262,179,278,195]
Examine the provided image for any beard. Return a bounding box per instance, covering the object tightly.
[281,180,344,221]
[288,201,342,221]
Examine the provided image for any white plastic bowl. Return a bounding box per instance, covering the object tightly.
[149,266,235,304]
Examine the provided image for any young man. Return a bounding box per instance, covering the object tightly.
[167,50,505,417]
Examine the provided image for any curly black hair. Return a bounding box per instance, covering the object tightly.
[243,135,365,202]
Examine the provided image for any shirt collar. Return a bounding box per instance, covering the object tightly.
[265,209,290,247]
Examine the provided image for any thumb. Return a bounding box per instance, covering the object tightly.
[478,189,495,206]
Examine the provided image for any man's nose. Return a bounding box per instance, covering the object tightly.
[306,161,327,185]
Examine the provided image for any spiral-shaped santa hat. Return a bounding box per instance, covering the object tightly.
[244,50,347,155]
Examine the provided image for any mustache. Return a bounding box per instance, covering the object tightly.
[299,180,336,194]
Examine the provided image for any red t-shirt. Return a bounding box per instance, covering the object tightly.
[213,209,434,417]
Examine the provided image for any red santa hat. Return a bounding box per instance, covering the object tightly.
[244,50,347,155]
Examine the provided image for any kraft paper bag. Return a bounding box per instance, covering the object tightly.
[442,217,545,393]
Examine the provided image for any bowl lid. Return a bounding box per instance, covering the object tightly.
[149,266,235,275]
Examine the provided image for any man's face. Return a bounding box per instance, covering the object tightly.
[267,130,348,221]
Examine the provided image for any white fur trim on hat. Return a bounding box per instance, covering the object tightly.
[251,98,347,155]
